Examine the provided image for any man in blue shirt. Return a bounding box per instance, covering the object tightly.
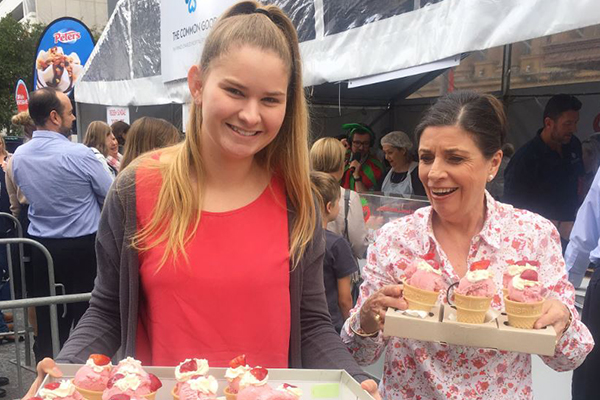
[504,94,584,249]
[565,167,600,400]
[12,88,113,361]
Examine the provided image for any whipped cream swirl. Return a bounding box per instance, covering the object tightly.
[39,381,76,399]
[175,359,209,382]
[415,260,441,275]
[188,376,218,395]
[465,269,493,283]
[512,274,541,291]
[239,370,268,389]
[507,263,537,277]
[86,358,112,373]
[224,365,250,381]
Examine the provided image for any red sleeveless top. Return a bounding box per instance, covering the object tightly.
[135,168,290,367]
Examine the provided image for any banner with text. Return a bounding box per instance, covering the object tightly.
[106,106,130,125]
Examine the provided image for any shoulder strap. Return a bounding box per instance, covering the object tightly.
[343,189,351,240]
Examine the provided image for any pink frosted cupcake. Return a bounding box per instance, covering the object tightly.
[236,367,271,400]
[36,381,85,400]
[73,354,113,399]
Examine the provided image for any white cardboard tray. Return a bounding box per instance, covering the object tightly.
[41,364,375,400]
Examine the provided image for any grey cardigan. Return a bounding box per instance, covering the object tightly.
[56,167,369,382]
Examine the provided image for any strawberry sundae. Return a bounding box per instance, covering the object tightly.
[503,260,539,297]
[102,358,162,400]
[224,355,250,400]
[36,381,85,400]
[177,375,219,400]
[453,260,496,324]
[173,358,209,396]
[236,367,271,400]
[505,269,547,329]
[402,253,446,312]
[72,354,112,399]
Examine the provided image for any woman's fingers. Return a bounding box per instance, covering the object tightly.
[23,358,63,400]
[533,299,570,334]
[360,379,381,400]
[359,285,406,332]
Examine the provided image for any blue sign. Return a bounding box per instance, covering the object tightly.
[33,17,95,95]
[186,0,197,13]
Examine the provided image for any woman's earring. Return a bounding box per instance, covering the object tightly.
[488,174,494,182]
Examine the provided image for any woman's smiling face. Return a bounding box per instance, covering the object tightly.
[418,125,501,224]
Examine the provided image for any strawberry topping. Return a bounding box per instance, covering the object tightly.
[107,373,124,389]
[89,354,111,366]
[249,367,268,381]
[229,354,246,369]
[470,260,490,271]
[149,373,162,392]
[44,382,61,390]
[283,383,298,389]
[520,269,539,282]
[179,359,198,373]
[109,395,131,400]
[30,397,43,400]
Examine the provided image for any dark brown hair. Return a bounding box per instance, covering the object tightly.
[310,171,341,214]
[111,120,130,146]
[121,117,181,170]
[29,87,64,127]
[415,91,507,159]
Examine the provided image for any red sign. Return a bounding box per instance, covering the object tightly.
[15,80,29,113]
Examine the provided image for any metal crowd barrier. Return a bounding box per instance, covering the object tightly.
[0,213,92,395]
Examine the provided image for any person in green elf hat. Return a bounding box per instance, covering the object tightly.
[341,123,385,192]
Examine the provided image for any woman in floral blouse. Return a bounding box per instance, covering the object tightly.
[341,91,594,400]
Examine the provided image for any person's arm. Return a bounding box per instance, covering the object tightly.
[299,208,370,382]
[347,191,368,258]
[74,149,114,208]
[5,158,21,217]
[55,170,133,363]
[331,236,359,321]
[565,168,600,287]
[533,217,595,371]
[337,276,353,320]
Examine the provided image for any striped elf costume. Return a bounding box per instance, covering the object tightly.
[340,123,385,191]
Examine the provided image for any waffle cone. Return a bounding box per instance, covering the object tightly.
[224,387,237,400]
[171,386,179,400]
[403,283,439,312]
[144,392,157,400]
[454,293,492,324]
[72,383,103,400]
[504,296,544,329]
[502,288,508,298]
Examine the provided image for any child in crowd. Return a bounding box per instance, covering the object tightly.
[310,172,358,332]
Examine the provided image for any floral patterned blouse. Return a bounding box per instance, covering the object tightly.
[341,192,594,400]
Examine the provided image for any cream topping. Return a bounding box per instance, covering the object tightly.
[188,375,218,395]
[114,374,141,392]
[116,357,144,376]
[39,380,76,399]
[512,275,541,291]
[175,359,209,382]
[85,358,112,373]
[224,365,250,381]
[276,385,302,397]
[507,263,537,277]
[239,370,268,388]
[415,260,441,276]
[465,269,493,283]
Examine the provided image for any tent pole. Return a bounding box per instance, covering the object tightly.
[501,44,512,105]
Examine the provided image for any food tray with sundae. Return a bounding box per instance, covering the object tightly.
[383,257,558,356]
[37,355,375,400]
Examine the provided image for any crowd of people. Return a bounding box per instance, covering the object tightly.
[0,1,596,400]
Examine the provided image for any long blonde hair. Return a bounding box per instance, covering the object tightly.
[310,137,346,173]
[133,1,315,269]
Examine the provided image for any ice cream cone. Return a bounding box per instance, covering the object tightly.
[403,283,439,312]
[172,386,179,400]
[454,293,492,324]
[224,387,237,400]
[72,383,103,400]
[504,296,544,329]
[502,288,508,298]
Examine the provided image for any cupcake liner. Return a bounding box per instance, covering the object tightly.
[504,296,544,329]
[454,293,493,324]
[403,283,439,312]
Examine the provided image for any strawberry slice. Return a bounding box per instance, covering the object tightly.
[470,260,490,271]
[109,395,131,400]
[149,373,162,392]
[229,354,246,369]
[30,397,43,400]
[107,373,124,389]
[179,359,198,373]
[520,269,539,282]
[516,260,540,267]
[89,354,111,366]
[283,383,298,389]
[249,367,268,381]
[44,382,61,390]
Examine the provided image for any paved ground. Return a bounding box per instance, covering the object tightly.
[0,310,36,400]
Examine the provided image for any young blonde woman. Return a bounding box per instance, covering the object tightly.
[25,2,380,398]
